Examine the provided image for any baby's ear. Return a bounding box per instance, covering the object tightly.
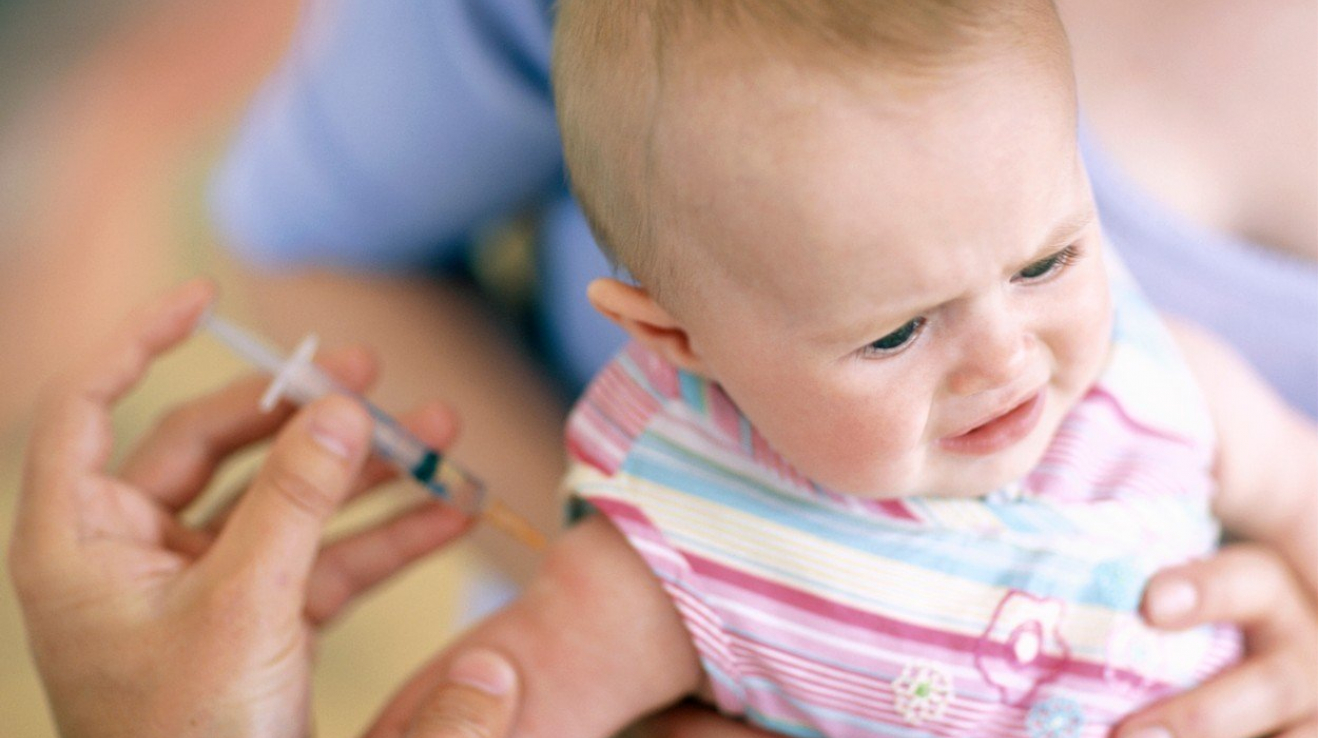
[588,278,708,374]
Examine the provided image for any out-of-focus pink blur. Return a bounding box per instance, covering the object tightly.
[0,1,297,735]
[0,0,297,430]
[1,11,481,735]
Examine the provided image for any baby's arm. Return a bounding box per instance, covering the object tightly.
[1166,318,1318,594]
[436,513,706,737]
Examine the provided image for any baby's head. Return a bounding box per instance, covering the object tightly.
[554,0,1113,499]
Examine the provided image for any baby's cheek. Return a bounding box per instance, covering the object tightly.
[1067,305,1112,390]
[796,391,926,493]
[1050,274,1112,395]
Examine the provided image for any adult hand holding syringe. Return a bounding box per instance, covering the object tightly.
[202,312,546,550]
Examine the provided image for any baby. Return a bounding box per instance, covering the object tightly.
[436,1,1318,736]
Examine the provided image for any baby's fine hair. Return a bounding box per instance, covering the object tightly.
[552,0,1065,297]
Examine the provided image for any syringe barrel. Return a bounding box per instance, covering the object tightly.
[204,315,493,521]
[362,403,486,516]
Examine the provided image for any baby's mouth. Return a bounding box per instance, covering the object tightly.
[938,391,1045,456]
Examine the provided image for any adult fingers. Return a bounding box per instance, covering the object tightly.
[365,650,466,738]
[118,345,377,511]
[16,279,214,557]
[305,401,468,625]
[339,400,464,510]
[1117,546,1318,738]
[305,501,470,626]
[1277,718,1318,738]
[1140,545,1310,646]
[403,649,520,738]
[1116,654,1317,738]
[633,703,776,738]
[198,399,459,535]
[197,394,374,605]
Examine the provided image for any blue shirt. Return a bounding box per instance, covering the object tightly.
[211,0,1317,416]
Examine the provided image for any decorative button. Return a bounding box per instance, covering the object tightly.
[1025,696,1084,738]
[891,659,954,726]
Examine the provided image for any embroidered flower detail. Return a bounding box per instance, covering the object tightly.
[1025,697,1084,738]
[891,659,954,726]
[975,590,1071,704]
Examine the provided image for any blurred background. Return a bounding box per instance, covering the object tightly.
[0,0,479,734]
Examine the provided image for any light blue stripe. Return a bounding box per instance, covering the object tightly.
[625,434,1146,609]
[986,499,1080,536]
[739,414,755,453]
[680,372,708,414]
[615,353,669,403]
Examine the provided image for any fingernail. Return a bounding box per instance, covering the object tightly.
[1123,727,1173,738]
[308,398,367,459]
[447,649,516,696]
[1147,577,1198,623]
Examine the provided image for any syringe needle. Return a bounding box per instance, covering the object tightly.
[482,500,548,550]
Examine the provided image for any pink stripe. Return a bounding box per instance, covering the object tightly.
[624,342,681,399]
[722,607,1163,717]
[869,499,922,522]
[594,366,657,435]
[705,382,744,448]
[688,553,1142,686]
[567,407,628,473]
[582,496,1230,735]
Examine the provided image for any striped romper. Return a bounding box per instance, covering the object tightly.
[563,269,1241,737]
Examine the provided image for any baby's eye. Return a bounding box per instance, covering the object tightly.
[1015,244,1080,283]
[864,317,926,357]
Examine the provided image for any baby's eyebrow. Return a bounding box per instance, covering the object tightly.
[805,298,935,350]
[1032,209,1097,258]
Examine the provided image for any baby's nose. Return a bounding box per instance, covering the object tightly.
[948,321,1033,397]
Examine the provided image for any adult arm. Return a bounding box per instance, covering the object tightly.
[211,0,563,270]
[365,515,706,738]
[1167,318,1318,595]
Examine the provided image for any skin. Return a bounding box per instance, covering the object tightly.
[392,26,1297,737]
[6,280,525,738]
[229,2,1318,735]
[13,6,1316,738]
[598,48,1112,500]
[1058,0,1317,263]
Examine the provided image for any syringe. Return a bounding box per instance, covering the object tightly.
[201,312,546,551]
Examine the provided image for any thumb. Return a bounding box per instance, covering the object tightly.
[202,394,373,601]
[406,649,521,738]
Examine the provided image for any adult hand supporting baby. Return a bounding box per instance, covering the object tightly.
[1121,544,1318,738]
[7,280,477,738]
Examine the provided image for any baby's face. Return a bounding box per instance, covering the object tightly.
[648,49,1112,498]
